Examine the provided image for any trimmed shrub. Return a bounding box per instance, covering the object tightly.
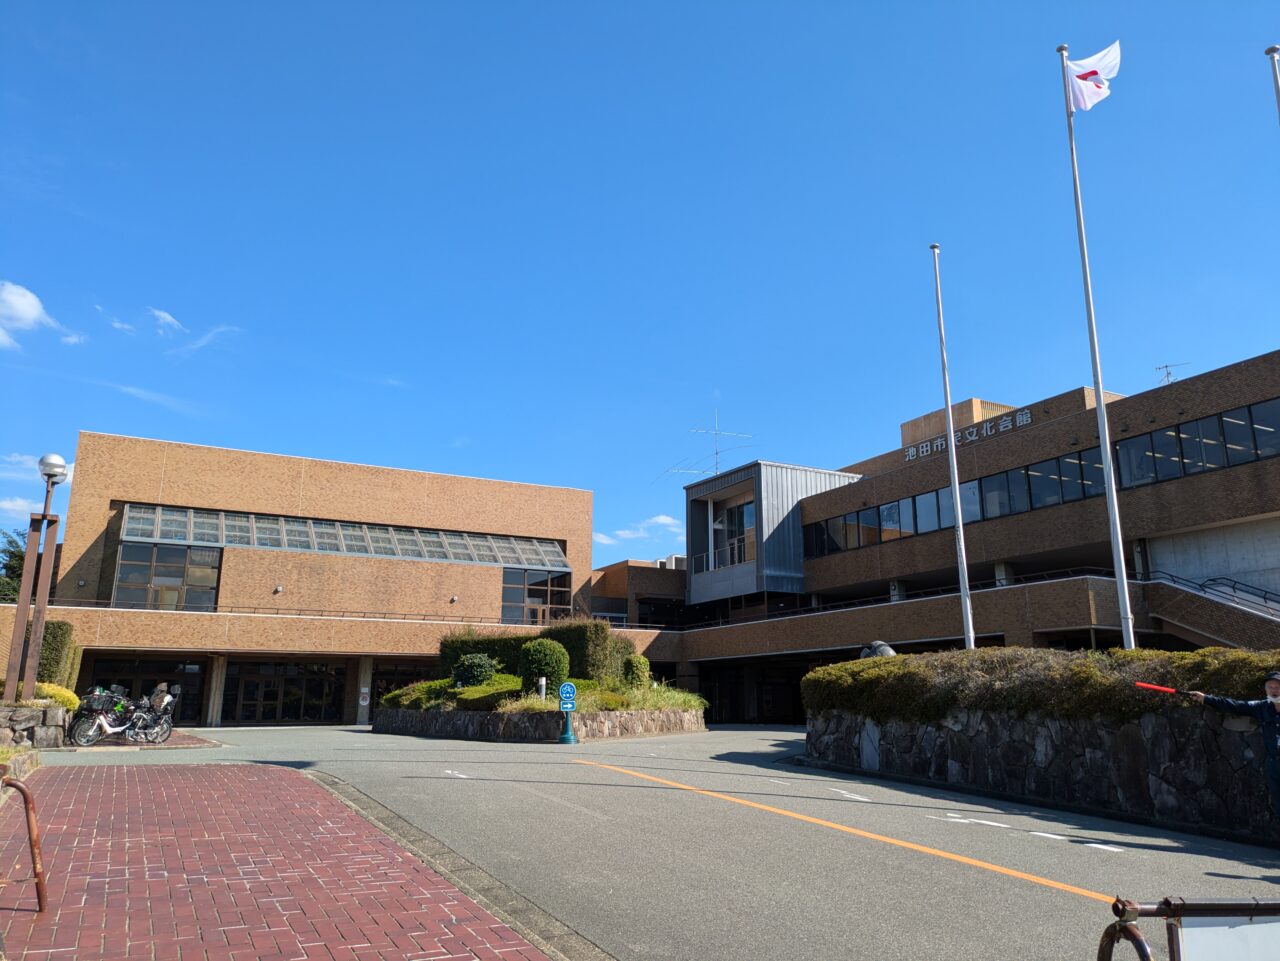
[800,647,1280,725]
[453,654,499,687]
[455,676,522,711]
[439,628,539,679]
[64,643,84,691]
[542,619,635,681]
[519,639,570,694]
[36,621,75,686]
[623,654,650,688]
[34,682,79,711]
[381,678,452,709]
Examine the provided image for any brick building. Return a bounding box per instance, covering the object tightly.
[3,350,1278,726]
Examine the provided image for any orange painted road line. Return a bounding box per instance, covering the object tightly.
[574,759,1113,904]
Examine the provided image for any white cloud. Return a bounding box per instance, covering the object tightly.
[150,307,188,335]
[96,304,134,334]
[614,528,647,539]
[0,496,43,520]
[60,332,87,345]
[613,513,685,541]
[593,532,619,545]
[167,324,239,356]
[0,281,59,349]
[0,454,39,482]
[115,384,191,413]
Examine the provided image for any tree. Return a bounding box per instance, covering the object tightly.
[0,527,26,603]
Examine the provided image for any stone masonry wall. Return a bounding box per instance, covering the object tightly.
[807,706,1278,840]
[374,708,705,742]
[0,706,66,750]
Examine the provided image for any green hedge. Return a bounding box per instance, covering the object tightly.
[381,678,454,709]
[542,619,635,681]
[519,639,570,694]
[800,647,1280,725]
[623,654,650,688]
[439,629,539,678]
[35,621,77,687]
[455,675,522,711]
[453,653,499,687]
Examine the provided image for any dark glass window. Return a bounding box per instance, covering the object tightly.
[1080,447,1105,497]
[858,508,880,546]
[981,473,1009,519]
[879,502,901,542]
[1221,407,1258,466]
[898,498,914,537]
[1006,468,1030,514]
[1058,454,1084,502]
[824,517,844,553]
[959,480,982,523]
[1253,399,1280,458]
[1180,416,1225,474]
[1151,427,1184,480]
[501,569,573,624]
[914,492,939,534]
[803,523,825,559]
[1116,434,1156,488]
[842,513,860,550]
[1027,460,1062,509]
[937,487,956,529]
[112,544,222,611]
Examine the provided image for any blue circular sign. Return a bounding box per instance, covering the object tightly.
[559,682,577,700]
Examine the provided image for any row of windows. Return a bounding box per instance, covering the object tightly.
[121,504,570,570]
[803,395,1280,559]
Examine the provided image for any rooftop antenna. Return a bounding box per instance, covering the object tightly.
[1156,363,1188,386]
[689,409,752,476]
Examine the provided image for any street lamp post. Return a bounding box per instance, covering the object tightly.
[4,454,68,704]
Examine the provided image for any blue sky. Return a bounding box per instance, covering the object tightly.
[2,3,1278,569]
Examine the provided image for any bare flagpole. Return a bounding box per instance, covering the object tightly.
[1056,44,1137,650]
[1267,47,1280,127]
[930,244,976,651]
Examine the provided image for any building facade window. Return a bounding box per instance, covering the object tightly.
[501,568,573,625]
[112,543,222,611]
[118,504,569,570]
[801,394,1280,562]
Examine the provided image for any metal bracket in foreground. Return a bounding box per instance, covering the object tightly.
[2,777,47,913]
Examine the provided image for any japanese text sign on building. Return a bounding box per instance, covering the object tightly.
[904,409,1033,462]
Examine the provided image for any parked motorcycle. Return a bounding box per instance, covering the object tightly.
[69,683,181,746]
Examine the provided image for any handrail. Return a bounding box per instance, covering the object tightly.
[1140,570,1280,621]
[1200,575,1280,609]
[2,776,47,913]
[1099,896,1280,961]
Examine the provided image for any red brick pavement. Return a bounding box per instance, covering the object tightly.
[0,765,552,961]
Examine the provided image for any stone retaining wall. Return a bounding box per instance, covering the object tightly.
[0,706,66,750]
[807,707,1279,840]
[374,708,705,742]
[0,750,41,782]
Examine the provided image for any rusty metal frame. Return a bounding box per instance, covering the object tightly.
[1,777,47,912]
[2,516,44,703]
[1099,897,1280,960]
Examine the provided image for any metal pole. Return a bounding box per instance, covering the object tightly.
[930,244,976,651]
[22,514,59,699]
[3,517,44,703]
[1057,44,1137,650]
[1267,47,1280,127]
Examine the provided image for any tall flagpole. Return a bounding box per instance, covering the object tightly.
[1266,47,1280,127]
[930,244,976,651]
[1056,44,1137,651]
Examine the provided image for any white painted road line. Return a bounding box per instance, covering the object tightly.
[828,789,871,801]
[1085,843,1124,852]
[767,778,790,786]
[968,819,1010,829]
[1029,832,1071,840]
[444,770,470,779]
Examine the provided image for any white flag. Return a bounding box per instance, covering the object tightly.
[1066,41,1121,112]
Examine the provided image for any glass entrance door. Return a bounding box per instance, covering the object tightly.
[223,661,347,724]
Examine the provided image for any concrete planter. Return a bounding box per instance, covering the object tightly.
[0,749,41,782]
[0,705,66,750]
[807,707,1280,841]
[374,707,705,742]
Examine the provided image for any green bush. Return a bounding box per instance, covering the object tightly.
[519,638,570,694]
[583,690,627,711]
[36,621,75,686]
[64,643,84,690]
[455,675,522,711]
[453,653,499,687]
[541,619,635,681]
[623,654,650,688]
[569,678,599,693]
[439,628,539,679]
[800,647,1280,725]
[381,678,453,709]
[34,682,79,711]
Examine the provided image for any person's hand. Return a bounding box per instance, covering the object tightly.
[1187,691,1206,704]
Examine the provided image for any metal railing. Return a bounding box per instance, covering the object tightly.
[690,537,753,575]
[1099,896,1280,961]
[2,776,47,913]
[1138,570,1280,622]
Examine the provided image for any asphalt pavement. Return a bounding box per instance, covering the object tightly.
[43,725,1280,961]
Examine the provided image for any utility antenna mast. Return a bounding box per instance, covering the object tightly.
[1156,363,1188,386]
[689,409,752,476]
